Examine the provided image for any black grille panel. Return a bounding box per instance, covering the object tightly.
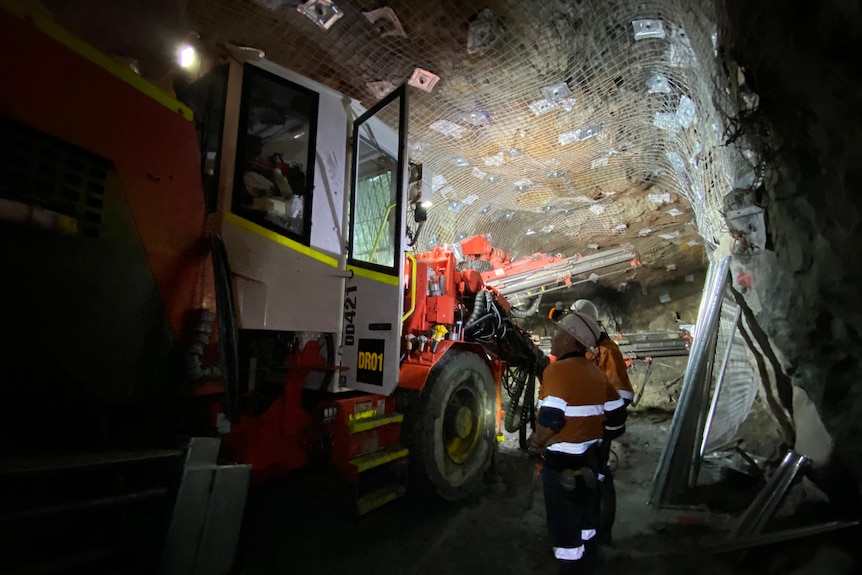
[0,116,110,238]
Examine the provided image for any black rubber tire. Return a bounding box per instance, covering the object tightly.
[412,351,496,501]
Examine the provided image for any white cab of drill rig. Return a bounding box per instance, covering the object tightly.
[201,51,407,395]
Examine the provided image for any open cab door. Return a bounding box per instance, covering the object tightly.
[341,86,408,395]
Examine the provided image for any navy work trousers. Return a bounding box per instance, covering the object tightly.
[596,438,617,543]
[541,463,599,575]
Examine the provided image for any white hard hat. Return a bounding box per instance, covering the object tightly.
[555,312,601,350]
[570,299,599,322]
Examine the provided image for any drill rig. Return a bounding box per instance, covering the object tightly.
[0,0,544,544]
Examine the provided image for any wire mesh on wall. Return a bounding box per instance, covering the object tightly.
[186,0,750,281]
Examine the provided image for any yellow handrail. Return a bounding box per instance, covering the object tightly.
[402,252,417,323]
[369,202,396,264]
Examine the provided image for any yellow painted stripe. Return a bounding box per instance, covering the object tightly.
[356,484,406,515]
[349,446,409,473]
[224,212,338,268]
[1,0,193,122]
[348,409,378,422]
[348,264,399,286]
[348,412,404,434]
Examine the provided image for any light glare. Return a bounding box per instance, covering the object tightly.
[179,45,197,69]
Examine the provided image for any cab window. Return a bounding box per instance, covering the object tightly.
[232,65,318,243]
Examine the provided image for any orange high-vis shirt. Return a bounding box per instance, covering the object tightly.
[587,337,634,403]
[538,354,616,455]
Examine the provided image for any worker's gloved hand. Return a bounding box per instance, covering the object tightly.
[526,432,545,456]
[535,351,550,377]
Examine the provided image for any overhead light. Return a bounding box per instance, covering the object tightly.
[178,45,197,69]
[293,132,305,139]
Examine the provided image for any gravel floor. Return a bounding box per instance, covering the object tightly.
[235,411,762,575]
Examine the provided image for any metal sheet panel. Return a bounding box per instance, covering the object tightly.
[222,219,344,332]
[649,256,729,505]
[160,466,216,575]
[193,464,252,575]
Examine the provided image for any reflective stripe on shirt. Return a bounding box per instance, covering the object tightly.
[618,389,634,400]
[546,438,600,455]
[542,395,567,411]
[564,404,604,417]
[554,546,585,560]
[604,398,625,411]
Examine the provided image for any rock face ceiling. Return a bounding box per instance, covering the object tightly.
[183,0,749,286]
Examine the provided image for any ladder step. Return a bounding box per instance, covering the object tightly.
[348,412,404,434]
[349,446,408,474]
[356,484,407,516]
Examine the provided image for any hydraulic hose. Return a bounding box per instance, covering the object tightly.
[211,233,241,419]
[465,290,491,329]
[184,308,222,381]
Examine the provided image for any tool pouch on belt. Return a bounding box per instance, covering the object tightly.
[559,466,598,492]
[549,445,600,503]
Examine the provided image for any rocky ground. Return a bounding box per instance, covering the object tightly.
[235,408,857,575]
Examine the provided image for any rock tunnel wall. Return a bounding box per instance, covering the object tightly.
[717,0,862,484]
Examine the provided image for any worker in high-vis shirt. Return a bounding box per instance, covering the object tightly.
[570,299,631,545]
[528,312,625,575]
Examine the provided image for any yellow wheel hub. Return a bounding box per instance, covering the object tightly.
[455,406,474,438]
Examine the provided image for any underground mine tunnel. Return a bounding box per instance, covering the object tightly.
[0,0,860,573]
